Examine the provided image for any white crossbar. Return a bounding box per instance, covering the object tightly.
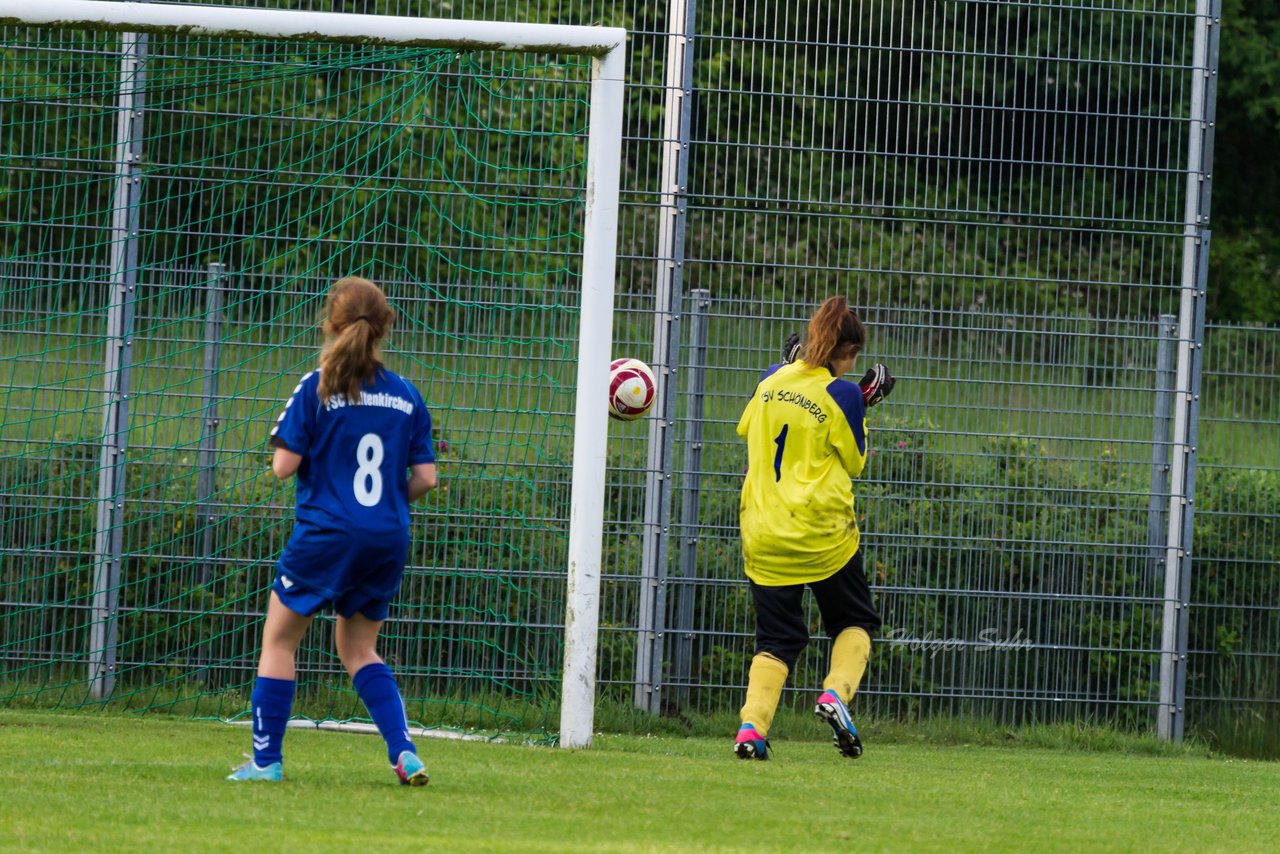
[0,0,625,57]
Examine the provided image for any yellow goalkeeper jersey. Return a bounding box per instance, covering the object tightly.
[736,361,868,586]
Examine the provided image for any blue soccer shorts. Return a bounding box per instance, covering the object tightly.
[273,525,409,621]
[273,573,395,621]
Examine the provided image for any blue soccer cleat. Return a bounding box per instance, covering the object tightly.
[815,690,863,758]
[226,757,283,781]
[733,723,770,761]
[394,750,430,786]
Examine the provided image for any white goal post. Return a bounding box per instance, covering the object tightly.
[0,0,625,750]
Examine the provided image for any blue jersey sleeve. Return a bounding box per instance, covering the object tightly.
[826,378,867,476]
[270,371,319,455]
[409,385,435,465]
[758,363,785,384]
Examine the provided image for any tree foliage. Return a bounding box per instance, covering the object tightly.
[1208,0,1280,322]
[2,2,1277,321]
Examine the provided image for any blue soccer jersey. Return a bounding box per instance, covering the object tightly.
[269,368,434,601]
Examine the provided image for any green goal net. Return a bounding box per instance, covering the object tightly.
[0,15,608,742]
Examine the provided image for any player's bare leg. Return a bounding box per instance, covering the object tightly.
[259,591,314,679]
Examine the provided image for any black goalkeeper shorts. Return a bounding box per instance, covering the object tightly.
[749,549,882,670]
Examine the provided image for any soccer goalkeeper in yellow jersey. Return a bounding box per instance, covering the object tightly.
[734,296,895,760]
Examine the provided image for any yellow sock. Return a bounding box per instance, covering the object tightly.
[739,652,789,736]
[822,627,871,703]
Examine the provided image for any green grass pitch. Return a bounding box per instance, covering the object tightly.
[2,711,1278,852]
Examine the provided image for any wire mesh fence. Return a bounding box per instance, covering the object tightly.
[2,0,1274,749]
[1185,322,1280,751]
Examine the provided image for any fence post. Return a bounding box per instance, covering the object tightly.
[1148,314,1177,723]
[196,263,226,585]
[1147,315,1177,585]
[89,30,147,701]
[1178,232,1210,732]
[668,289,710,704]
[1158,0,1217,741]
[635,0,698,714]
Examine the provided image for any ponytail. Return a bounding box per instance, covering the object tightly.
[318,276,395,405]
[801,296,867,368]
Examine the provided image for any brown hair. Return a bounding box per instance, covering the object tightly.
[802,296,867,368]
[317,276,395,404]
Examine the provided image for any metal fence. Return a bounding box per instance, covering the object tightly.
[3,0,1276,745]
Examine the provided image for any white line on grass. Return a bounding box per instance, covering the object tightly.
[223,718,524,744]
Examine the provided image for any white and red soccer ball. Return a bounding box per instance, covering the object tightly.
[608,357,656,421]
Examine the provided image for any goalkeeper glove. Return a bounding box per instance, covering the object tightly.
[857,363,896,407]
[782,332,801,365]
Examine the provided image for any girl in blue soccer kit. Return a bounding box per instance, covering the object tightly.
[228,276,438,785]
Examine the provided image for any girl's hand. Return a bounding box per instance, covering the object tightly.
[858,364,896,406]
[408,463,438,501]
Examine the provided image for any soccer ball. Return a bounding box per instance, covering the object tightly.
[608,358,657,422]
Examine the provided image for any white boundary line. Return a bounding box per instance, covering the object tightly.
[223,718,542,745]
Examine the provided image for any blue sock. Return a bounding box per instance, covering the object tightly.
[250,675,295,767]
[353,662,415,765]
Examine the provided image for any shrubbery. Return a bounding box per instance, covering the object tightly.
[1,420,1275,750]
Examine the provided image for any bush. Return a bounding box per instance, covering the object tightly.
[2,426,1275,754]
